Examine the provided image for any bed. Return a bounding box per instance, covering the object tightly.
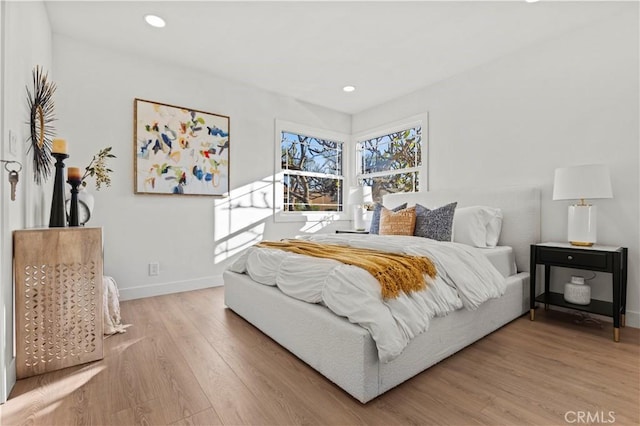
[224,186,540,403]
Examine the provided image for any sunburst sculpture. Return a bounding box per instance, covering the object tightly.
[26,65,57,184]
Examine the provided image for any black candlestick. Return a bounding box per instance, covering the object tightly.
[67,179,81,227]
[49,152,69,227]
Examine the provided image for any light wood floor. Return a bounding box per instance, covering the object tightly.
[1,286,639,426]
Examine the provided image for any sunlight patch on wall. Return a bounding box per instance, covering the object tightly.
[213,177,274,263]
[299,217,336,233]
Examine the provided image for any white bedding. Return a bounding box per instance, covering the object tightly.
[229,234,507,362]
[480,245,516,278]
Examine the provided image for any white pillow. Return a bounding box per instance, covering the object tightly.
[453,206,503,248]
[485,208,503,247]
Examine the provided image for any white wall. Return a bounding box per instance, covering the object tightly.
[353,8,640,326]
[52,34,351,300]
[0,0,52,403]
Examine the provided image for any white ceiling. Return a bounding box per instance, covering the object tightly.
[44,0,632,114]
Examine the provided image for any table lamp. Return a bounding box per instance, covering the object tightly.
[552,164,613,246]
[348,186,373,231]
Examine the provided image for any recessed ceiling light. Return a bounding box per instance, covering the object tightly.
[343,85,356,93]
[144,14,166,28]
[525,0,540,3]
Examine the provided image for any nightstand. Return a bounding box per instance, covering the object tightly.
[335,230,369,234]
[529,242,628,342]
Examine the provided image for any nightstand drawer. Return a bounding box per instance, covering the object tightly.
[538,248,607,269]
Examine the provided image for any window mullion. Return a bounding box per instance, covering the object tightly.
[285,170,344,180]
[357,166,421,180]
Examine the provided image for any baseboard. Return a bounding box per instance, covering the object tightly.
[625,310,640,328]
[547,305,640,329]
[118,275,224,301]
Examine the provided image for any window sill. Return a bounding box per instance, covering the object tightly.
[274,211,350,223]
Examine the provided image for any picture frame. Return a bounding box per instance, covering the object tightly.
[134,98,230,196]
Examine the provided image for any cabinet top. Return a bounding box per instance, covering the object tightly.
[14,227,102,233]
[537,241,623,252]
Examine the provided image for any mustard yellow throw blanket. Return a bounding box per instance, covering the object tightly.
[256,240,437,299]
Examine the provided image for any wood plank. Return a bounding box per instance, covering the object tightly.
[171,407,223,426]
[150,294,277,425]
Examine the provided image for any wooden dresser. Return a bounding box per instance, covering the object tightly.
[13,227,104,379]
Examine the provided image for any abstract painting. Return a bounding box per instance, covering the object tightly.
[134,98,230,196]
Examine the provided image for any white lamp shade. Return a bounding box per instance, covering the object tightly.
[553,164,613,201]
[348,186,373,205]
[362,185,373,204]
[348,186,364,204]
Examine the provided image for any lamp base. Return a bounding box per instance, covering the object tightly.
[567,204,597,246]
[570,241,594,247]
[353,205,366,231]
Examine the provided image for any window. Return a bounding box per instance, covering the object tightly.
[275,120,348,220]
[355,114,427,203]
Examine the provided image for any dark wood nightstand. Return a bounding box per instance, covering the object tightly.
[529,242,628,341]
[335,230,369,234]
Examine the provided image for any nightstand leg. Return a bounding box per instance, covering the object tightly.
[621,314,626,327]
[613,252,622,341]
[530,309,535,321]
[544,304,549,311]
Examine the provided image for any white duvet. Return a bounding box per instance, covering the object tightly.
[229,234,506,362]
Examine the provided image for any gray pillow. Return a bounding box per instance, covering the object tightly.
[369,202,407,234]
[414,202,458,241]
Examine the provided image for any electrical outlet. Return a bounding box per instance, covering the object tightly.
[149,262,160,276]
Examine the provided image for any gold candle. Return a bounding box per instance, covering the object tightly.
[52,138,67,154]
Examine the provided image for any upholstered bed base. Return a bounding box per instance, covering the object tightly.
[223,186,540,403]
[224,270,529,403]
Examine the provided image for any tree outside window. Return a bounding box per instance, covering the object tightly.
[356,125,422,203]
[281,131,344,212]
